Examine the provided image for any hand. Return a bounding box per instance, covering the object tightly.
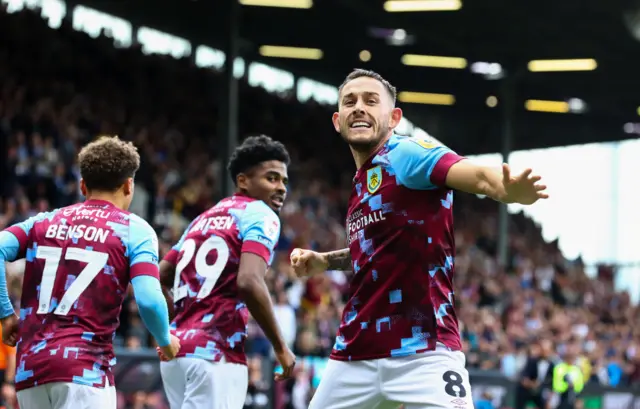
[274,346,296,382]
[156,334,181,361]
[1,314,19,347]
[501,163,548,205]
[290,248,327,277]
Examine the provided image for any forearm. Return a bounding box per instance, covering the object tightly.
[159,260,176,319]
[0,233,20,318]
[322,248,352,271]
[238,277,287,352]
[473,167,509,203]
[446,162,511,203]
[131,276,172,347]
[4,353,15,381]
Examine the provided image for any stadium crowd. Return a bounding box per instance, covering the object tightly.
[0,5,639,409]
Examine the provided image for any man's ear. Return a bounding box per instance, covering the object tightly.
[237,173,248,191]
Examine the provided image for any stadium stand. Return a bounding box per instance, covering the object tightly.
[1,5,639,409]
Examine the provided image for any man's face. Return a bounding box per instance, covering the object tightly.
[332,76,402,152]
[241,160,288,213]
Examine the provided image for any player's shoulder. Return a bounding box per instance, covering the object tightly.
[126,213,157,249]
[388,133,448,154]
[244,198,277,218]
[11,208,61,234]
[238,199,280,237]
[127,213,155,233]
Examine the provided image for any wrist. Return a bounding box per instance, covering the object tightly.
[273,340,288,353]
[318,253,330,269]
[157,332,171,348]
[4,380,14,385]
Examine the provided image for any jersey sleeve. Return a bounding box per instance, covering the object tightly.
[238,201,281,265]
[162,219,196,265]
[0,232,20,319]
[3,210,59,258]
[384,136,465,190]
[127,214,160,280]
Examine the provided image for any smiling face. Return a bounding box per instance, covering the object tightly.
[332,76,403,154]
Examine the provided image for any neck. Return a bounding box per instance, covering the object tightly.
[85,192,123,210]
[351,131,393,170]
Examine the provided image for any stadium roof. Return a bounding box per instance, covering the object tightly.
[81,0,640,154]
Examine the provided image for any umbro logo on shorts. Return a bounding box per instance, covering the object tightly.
[450,398,467,405]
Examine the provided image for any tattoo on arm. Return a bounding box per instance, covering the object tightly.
[325,248,352,271]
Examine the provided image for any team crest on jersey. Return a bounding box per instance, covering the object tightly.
[366,166,382,194]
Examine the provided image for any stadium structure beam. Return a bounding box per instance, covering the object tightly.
[219,0,241,198]
[497,73,516,268]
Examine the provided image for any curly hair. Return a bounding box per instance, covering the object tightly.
[338,68,397,105]
[227,135,290,185]
[78,135,140,192]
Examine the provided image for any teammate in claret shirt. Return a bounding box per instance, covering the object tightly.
[0,136,179,409]
[158,135,296,409]
[291,69,549,409]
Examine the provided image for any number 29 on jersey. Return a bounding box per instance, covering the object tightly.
[173,235,230,302]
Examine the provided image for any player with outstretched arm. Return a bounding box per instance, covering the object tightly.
[291,69,548,409]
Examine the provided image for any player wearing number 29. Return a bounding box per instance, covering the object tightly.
[158,135,296,409]
[0,136,180,409]
[290,69,549,409]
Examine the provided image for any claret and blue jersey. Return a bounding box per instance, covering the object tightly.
[163,193,281,366]
[335,133,465,361]
[0,199,164,391]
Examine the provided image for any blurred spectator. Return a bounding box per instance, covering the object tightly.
[515,340,555,409]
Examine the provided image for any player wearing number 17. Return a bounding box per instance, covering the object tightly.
[158,135,295,409]
[0,136,180,409]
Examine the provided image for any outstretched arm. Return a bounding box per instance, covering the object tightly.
[386,136,548,205]
[446,162,547,204]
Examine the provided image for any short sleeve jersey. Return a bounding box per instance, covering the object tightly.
[332,134,465,361]
[163,194,281,365]
[3,199,159,390]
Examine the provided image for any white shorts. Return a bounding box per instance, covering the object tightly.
[16,380,116,409]
[160,357,249,409]
[309,347,475,409]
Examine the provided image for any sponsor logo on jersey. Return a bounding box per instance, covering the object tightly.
[366,166,382,194]
[411,137,438,149]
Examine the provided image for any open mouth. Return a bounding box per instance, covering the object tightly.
[271,196,284,208]
[349,120,372,129]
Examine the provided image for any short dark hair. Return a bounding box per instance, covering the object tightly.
[78,136,140,192]
[338,68,397,105]
[227,135,290,184]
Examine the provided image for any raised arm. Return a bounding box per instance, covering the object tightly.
[383,136,548,205]
[446,162,548,204]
